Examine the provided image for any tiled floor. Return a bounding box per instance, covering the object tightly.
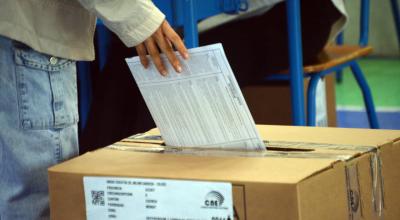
[336,58,400,129]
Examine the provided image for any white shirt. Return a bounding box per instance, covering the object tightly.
[0,0,165,61]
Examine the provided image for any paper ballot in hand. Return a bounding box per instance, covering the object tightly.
[126,43,265,151]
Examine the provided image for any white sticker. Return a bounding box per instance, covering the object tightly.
[83,177,233,220]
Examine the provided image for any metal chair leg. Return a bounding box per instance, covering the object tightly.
[336,70,344,84]
[336,32,344,83]
[390,0,400,49]
[307,75,321,126]
[183,0,199,48]
[96,24,113,73]
[77,61,93,132]
[286,0,306,126]
[349,61,379,128]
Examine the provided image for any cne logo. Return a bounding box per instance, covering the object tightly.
[204,191,225,207]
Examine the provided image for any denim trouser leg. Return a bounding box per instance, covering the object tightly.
[0,36,79,220]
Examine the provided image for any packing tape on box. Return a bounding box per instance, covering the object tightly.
[110,141,354,160]
[345,163,362,220]
[109,136,385,220]
[370,150,385,220]
[267,141,384,220]
[122,134,376,153]
[266,140,375,152]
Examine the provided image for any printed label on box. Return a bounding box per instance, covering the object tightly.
[83,177,233,220]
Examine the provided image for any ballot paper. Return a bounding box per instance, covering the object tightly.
[126,43,265,151]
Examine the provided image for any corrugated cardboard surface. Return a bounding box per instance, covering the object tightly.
[50,148,336,184]
[298,162,348,220]
[49,125,400,220]
[248,125,400,220]
[258,125,400,146]
[143,125,400,220]
[49,149,343,220]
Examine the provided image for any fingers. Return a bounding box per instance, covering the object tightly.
[153,28,182,73]
[162,21,189,59]
[144,37,167,76]
[137,20,188,76]
[135,43,149,68]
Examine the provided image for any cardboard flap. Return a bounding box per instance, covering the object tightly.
[130,126,400,152]
[49,148,338,184]
[258,125,400,147]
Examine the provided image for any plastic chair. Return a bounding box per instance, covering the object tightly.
[305,0,379,128]
[78,0,379,130]
[337,0,400,83]
[266,0,379,128]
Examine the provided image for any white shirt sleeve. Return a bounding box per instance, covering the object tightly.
[77,0,166,47]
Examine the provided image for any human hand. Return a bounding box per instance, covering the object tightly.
[135,20,189,76]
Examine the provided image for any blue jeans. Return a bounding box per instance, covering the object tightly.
[0,35,79,219]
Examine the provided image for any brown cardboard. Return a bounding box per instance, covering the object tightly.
[243,74,337,126]
[49,149,348,220]
[116,135,373,220]
[135,125,400,220]
[258,125,400,220]
[48,125,400,220]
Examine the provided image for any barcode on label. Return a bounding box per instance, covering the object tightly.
[91,190,105,206]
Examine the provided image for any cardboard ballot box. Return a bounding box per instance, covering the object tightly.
[48,125,400,220]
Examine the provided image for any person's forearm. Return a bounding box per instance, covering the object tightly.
[77,0,165,47]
